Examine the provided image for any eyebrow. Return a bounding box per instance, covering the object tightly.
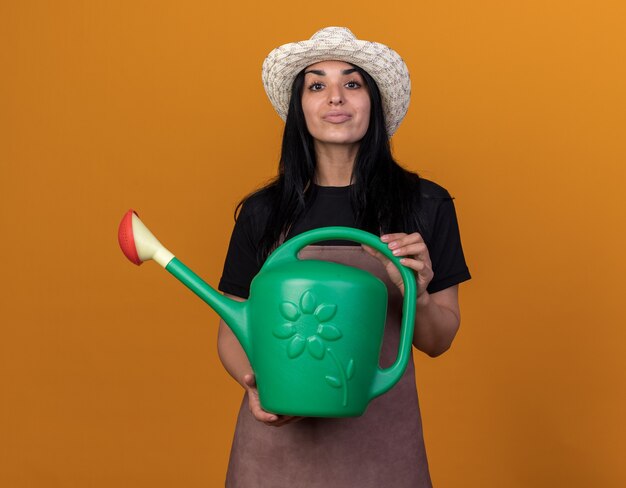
[304,68,359,76]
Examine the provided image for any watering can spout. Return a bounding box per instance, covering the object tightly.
[164,259,249,350]
[118,210,250,351]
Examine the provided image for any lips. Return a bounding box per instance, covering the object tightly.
[323,111,352,123]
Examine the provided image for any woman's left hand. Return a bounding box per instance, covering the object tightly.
[362,232,433,297]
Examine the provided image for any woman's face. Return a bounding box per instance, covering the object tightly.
[301,60,371,147]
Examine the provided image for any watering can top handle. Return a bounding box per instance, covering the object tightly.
[262,226,416,298]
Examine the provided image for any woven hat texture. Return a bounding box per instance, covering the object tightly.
[262,26,411,137]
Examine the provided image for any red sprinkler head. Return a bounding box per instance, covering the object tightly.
[118,209,143,265]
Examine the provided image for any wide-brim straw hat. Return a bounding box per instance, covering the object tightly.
[262,26,411,137]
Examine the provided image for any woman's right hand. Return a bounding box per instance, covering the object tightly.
[243,374,304,427]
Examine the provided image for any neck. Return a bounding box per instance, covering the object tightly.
[313,141,359,186]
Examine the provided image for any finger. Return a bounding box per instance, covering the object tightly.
[387,233,425,249]
[250,402,278,423]
[361,244,390,264]
[361,244,380,257]
[399,258,426,272]
[391,243,428,258]
[268,416,293,427]
[267,416,305,427]
[243,374,279,423]
[380,233,408,243]
[251,402,278,423]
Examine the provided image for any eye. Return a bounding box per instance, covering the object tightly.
[345,80,362,89]
[308,82,325,91]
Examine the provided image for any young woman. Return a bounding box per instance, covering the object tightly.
[216,27,471,487]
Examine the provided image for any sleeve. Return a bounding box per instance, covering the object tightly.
[425,196,472,294]
[218,201,263,299]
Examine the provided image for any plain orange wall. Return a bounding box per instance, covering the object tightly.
[1,1,625,487]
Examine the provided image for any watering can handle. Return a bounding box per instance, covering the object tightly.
[262,226,417,400]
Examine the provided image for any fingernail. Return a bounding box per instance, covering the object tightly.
[388,241,397,249]
[381,235,389,242]
[392,249,400,255]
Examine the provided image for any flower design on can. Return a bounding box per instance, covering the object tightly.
[272,290,342,359]
[272,290,354,407]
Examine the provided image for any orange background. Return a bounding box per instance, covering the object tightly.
[1,1,625,486]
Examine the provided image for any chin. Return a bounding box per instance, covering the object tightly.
[314,131,367,146]
[326,136,358,143]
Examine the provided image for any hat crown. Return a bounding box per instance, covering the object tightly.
[310,26,356,42]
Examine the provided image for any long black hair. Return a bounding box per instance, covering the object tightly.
[236,64,423,263]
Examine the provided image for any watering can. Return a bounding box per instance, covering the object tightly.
[118,210,416,417]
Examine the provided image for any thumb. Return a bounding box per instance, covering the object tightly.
[361,244,379,257]
[362,244,389,263]
[243,373,256,389]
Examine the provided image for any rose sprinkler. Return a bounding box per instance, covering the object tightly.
[117,209,243,323]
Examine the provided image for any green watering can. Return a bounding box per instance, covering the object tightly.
[118,210,416,417]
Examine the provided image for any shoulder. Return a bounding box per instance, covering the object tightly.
[417,177,453,201]
[409,177,458,242]
[237,184,276,222]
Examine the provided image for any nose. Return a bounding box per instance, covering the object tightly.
[327,85,344,105]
